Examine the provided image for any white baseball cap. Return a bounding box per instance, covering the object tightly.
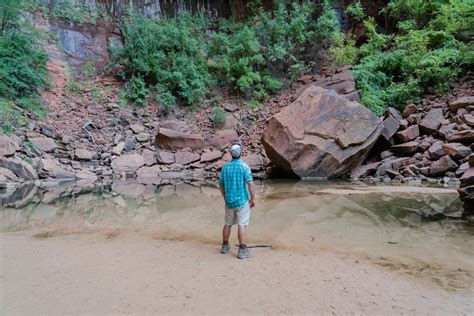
[229,143,242,158]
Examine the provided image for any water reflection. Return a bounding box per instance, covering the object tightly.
[1,180,473,271]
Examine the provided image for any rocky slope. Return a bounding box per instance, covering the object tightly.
[1,66,473,218]
[351,73,473,184]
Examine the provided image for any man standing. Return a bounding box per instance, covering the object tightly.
[219,143,255,259]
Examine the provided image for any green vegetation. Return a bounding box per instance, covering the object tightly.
[211,107,226,127]
[0,0,48,133]
[113,13,211,107]
[335,0,473,115]
[111,1,341,108]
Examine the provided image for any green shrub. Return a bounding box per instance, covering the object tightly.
[0,0,49,132]
[346,1,365,22]
[209,26,269,98]
[0,33,48,99]
[211,107,226,127]
[112,12,211,107]
[65,81,82,94]
[330,32,357,67]
[256,1,315,80]
[82,60,96,79]
[345,0,473,115]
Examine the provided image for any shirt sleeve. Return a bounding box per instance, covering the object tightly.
[244,165,253,183]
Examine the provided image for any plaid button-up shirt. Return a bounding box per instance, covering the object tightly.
[219,159,253,208]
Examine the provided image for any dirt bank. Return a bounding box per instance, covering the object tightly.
[1,233,472,315]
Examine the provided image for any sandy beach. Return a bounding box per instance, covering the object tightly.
[1,231,472,315]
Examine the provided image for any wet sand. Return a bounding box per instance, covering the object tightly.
[1,232,473,315]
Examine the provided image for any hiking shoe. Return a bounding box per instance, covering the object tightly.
[237,246,252,259]
[220,243,230,254]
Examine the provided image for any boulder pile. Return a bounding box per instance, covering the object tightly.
[351,74,473,187]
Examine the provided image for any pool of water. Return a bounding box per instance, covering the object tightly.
[1,180,473,289]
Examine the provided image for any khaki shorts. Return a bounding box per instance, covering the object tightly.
[225,202,251,226]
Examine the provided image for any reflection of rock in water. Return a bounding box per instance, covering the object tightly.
[0,184,38,208]
[344,193,462,224]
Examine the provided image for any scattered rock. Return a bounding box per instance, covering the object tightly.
[222,102,238,112]
[449,96,474,112]
[314,69,358,99]
[399,119,409,130]
[174,151,200,165]
[111,153,145,173]
[0,135,19,157]
[428,140,446,160]
[456,162,469,178]
[209,129,239,149]
[463,114,474,126]
[396,125,419,143]
[136,132,151,142]
[419,108,444,134]
[402,104,417,118]
[141,149,157,166]
[439,123,456,138]
[112,142,125,156]
[351,162,381,178]
[38,159,75,179]
[155,128,204,151]
[29,137,57,153]
[161,120,189,133]
[384,107,403,122]
[445,130,474,144]
[391,141,419,155]
[124,138,136,152]
[381,116,400,142]
[129,123,145,134]
[380,150,394,159]
[156,150,175,164]
[136,165,161,178]
[429,155,458,177]
[443,143,472,160]
[61,135,74,144]
[200,150,222,163]
[75,148,95,161]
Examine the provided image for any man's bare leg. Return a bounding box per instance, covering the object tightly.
[237,225,247,246]
[222,225,232,243]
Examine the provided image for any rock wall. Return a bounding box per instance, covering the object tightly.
[45,0,231,19]
[37,0,231,76]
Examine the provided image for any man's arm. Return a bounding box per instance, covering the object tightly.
[219,170,225,201]
[247,181,255,207]
[220,186,225,200]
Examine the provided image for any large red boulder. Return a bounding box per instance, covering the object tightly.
[262,86,383,178]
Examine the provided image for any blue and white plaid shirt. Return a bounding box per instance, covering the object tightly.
[219,159,253,208]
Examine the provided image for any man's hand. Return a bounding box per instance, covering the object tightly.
[247,181,255,208]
